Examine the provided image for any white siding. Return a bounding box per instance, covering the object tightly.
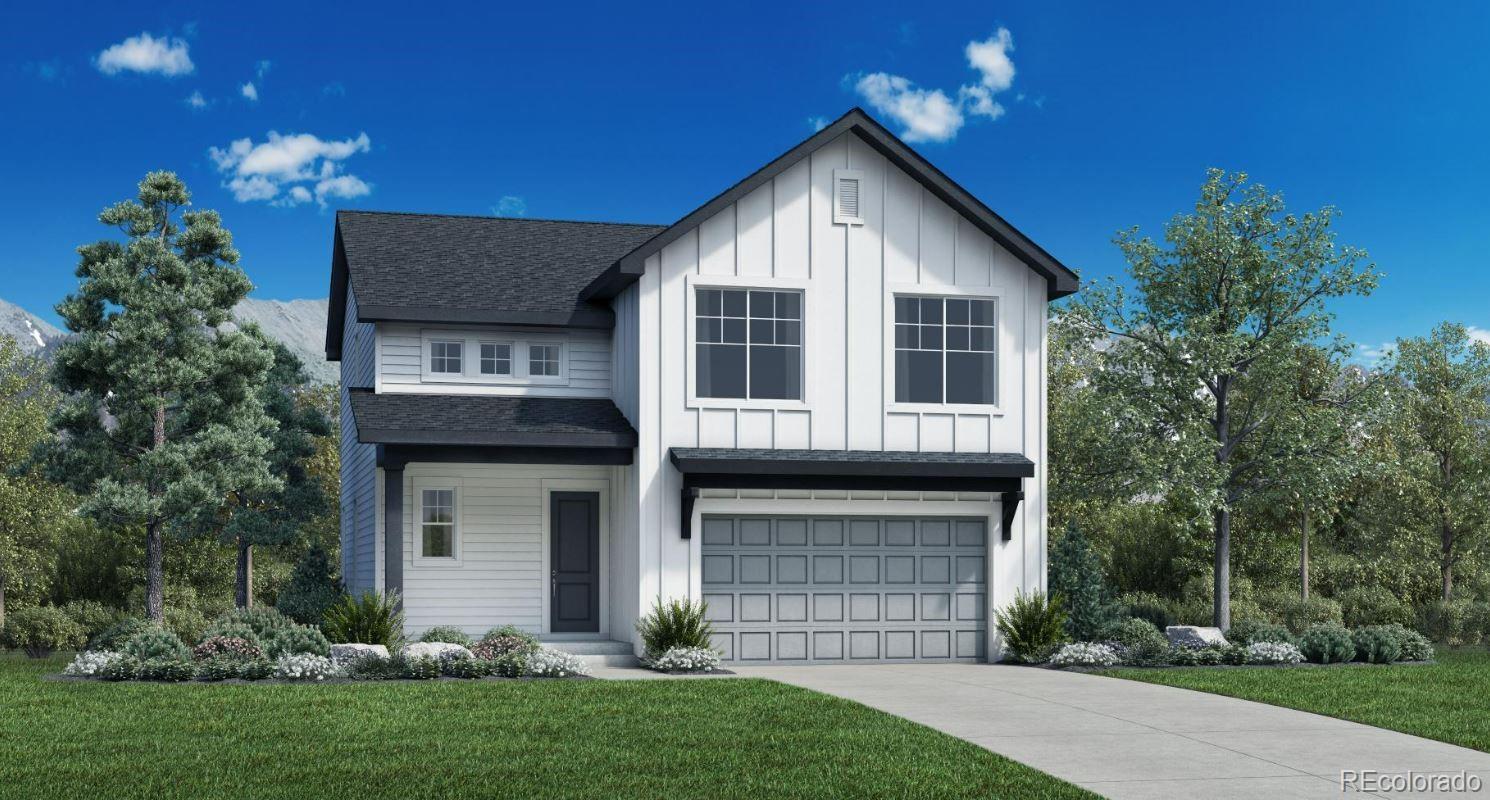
[338,288,378,593]
[377,323,613,397]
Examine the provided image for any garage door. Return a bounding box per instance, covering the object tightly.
[700,516,987,663]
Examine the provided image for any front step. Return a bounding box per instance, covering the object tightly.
[540,639,639,668]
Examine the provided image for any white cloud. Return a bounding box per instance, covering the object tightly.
[1468,326,1490,346]
[1355,342,1394,365]
[96,33,194,77]
[209,131,372,208]
[850,26,1019,143]
[492,196,527,217]
[241,82,258,101]
[256,60,272,79]
[807,115,829,132]
[185,90,208,109]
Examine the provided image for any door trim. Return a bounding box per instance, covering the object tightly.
[540,479,609,636]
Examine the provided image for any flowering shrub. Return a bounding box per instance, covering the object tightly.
[471,626,540,660]
[400,656,441,680]
[646,646,722,673]
[64,650,122,677]
[442,658,495,678]
[1171,646,1226,666]
[524,648,590,678]
[263,624,331,658]
[197,622,263,651]
[1244,641,1304,665]
[100,655,142,681]
[193,636,263,661]
[1049,642,1121,668]
[274,653,341,681]
[139,658,197,682]
[122,627,191,662]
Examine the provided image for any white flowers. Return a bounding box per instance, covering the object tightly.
[646,646,721,673]
[1245,641,1304,665]
[1049,642,1122,667]
[523,648,590,678]
[63,650,122,677]
[274,653,342,681]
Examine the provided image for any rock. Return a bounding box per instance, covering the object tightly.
[1166,626,1229,648]
[329,643,389,664]
[400,642,472,661]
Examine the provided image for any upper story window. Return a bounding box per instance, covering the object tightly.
[529,344,560,377]
[430,340,463,374]
[696,288,802,401]
[480,342,512,376]
[419,487,457,559]
[894,296,996,405]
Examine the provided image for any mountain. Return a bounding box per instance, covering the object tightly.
[0,296,336,385]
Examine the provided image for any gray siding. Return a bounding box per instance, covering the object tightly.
[378,323,612,397]
[339,288,378,593]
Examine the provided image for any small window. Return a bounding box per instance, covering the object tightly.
[696,288,802,400]
[833,169,864,225]
[420,488,456,558]
[894,296,996,405]
[430,340,463,374]
[480,343,512,376]
[529,344,560,377]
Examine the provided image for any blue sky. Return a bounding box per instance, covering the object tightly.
[3,1,1487,357]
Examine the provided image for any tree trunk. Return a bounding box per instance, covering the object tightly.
[0,574,6,631]
[1441,519,1454,601]
[145,401,166,622]
[1300,511,1311,601]
[1213,506,1231,630]
[236,538,254,608]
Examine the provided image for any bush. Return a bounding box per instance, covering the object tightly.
[1049,524,1119,640]
[1048,642,1120,668]
[139,657,197,682]
[442,657,495,679]
[60,601,128,640]
[1338,586,1413,628]
[636,596,715,658]
[1171,646,1226,666]
[1110,617,1172,666]
[471,626,540,660]
[263,624,331,658]
[524,648,590,678]
[1469,602,1490,644]
[121,627,190,662]
[1352,625,1402,664]
[1415,599,1479,645]
[491,651,530,678]
[196,655,243,681]
[1244,642,1304,665]
[1225,619,1296,647]
[1275,596,1343,634]
[275,546,342,626]
[63,650,122,677]
[400,656,440,680]
[1119,592,1175,631]
[213,607,293,640]
[275,653,340,681]
[237,658,274,681]
[1,606,87,657]
[322,591,403,648]
[192,636,263,661]
[197,622,263,651]
[647,646,722,673]
[1382,624,1434,661]
[418,625,474,647]
[163,606,209,644]
[993,591,1066,663]
[1298,623,1355,664]
[86,617,150,652]
[100,655,142,681]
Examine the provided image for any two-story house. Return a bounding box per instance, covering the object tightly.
[325,108,1078,664]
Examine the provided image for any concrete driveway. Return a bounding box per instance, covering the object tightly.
[730,663,1490,799]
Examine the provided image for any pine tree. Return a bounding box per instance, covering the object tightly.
[39,172,278,622]
[1049,523,1118,640]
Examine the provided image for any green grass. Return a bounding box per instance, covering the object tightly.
[0,653,1092,800]
[1100,649,1490,752]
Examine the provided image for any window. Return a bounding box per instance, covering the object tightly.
[420,488,456,558]
[480,342,512,376]
[529,344,560,377]
[696,288,802,400]
[894,296,996,405]
[430,340,463,374]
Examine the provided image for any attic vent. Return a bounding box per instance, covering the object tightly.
[833,169,865,225]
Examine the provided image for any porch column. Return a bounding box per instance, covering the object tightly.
[384,467,404,600]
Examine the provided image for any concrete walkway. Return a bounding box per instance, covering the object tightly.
[724,663,1490,799]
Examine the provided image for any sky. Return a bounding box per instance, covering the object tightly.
[3,1,1488,359]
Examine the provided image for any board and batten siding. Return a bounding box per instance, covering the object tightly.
[627,132,1051,644]
[377,323,612,397]
[338,288,379,593]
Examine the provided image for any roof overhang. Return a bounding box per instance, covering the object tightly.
[356,304,613,330]
[350,390,637,452]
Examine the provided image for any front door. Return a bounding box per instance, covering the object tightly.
[550,492,600,633]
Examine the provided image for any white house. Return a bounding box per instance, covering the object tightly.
[325,108,1079,663]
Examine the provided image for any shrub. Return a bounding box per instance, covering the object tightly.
[198,622,263,651]
[1225,619,1296,647]
[1048,642,1121,668]
[1,606,87,657]
[275,653,340,681]
[87,617,150,652]
[1049,524,1119,640]
[196,655,243,681]
[1119,592,1175,631]
[63,650,122,677]
[442,657,495,679]
[1171,646,1226,666]
[1276,596,1343,634]
[322,591,403,648]
[1468,602,1490,643]
[139,657,197,682]
[1415,599,1479,645]
[100,655,142,681]
[1221,644,1250,665]
[192,636,263,661]
[491,651,530,678]
[993,591,1066,663]
[1298,623,1355,664]
[163,606,209,644]
[419,625,474,647]
[1245,642,1304,665]
[1352,625,1403,664]
[636,596,715,658]
[263,624,330,658]
[275,546,342,626]
[647,646,722,673]
[400,656,440,680]
[237,658,275,681]
[471,626,540,660]
[1110,617,1172,666]
[1338,586,1413,628]
[524,648,590,678]
[1383,624,1434,661]
[121,627,190,662]
[60,601,128,640]
[345,654,402,681]
[213,607,293,640]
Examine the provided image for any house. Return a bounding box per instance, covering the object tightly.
[324,108,1078,664]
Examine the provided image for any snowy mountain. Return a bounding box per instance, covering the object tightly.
[0,298,64,354]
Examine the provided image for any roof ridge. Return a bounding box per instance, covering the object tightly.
[336,209,666,228]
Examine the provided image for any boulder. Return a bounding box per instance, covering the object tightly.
[1166,626,1229,648]
[329,643,389,664]
[400,642,472,661]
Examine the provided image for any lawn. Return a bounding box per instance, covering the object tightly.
[1100,649,1490,752]
[0,653,1092,800]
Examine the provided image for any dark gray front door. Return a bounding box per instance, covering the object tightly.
[550,492,600,633]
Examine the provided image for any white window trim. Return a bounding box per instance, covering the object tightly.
[427,338,466,377]
[833,168,865,226]
[526,342,564,381]
[882,284,1005,415]
[684,274,812,411]
[419,329,570,387]
[412,481,462,567]
[477,340,516,378]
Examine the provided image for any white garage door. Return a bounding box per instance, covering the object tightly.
[700,515,988,663]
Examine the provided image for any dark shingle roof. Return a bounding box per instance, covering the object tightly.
[337,211,665,327]
[349,389,636,448]
[669,448,1034,478]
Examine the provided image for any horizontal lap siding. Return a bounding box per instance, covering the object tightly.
[378,323,613,397]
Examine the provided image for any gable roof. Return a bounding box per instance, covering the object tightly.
[581,107,1079,302]
[325,212,664,359]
